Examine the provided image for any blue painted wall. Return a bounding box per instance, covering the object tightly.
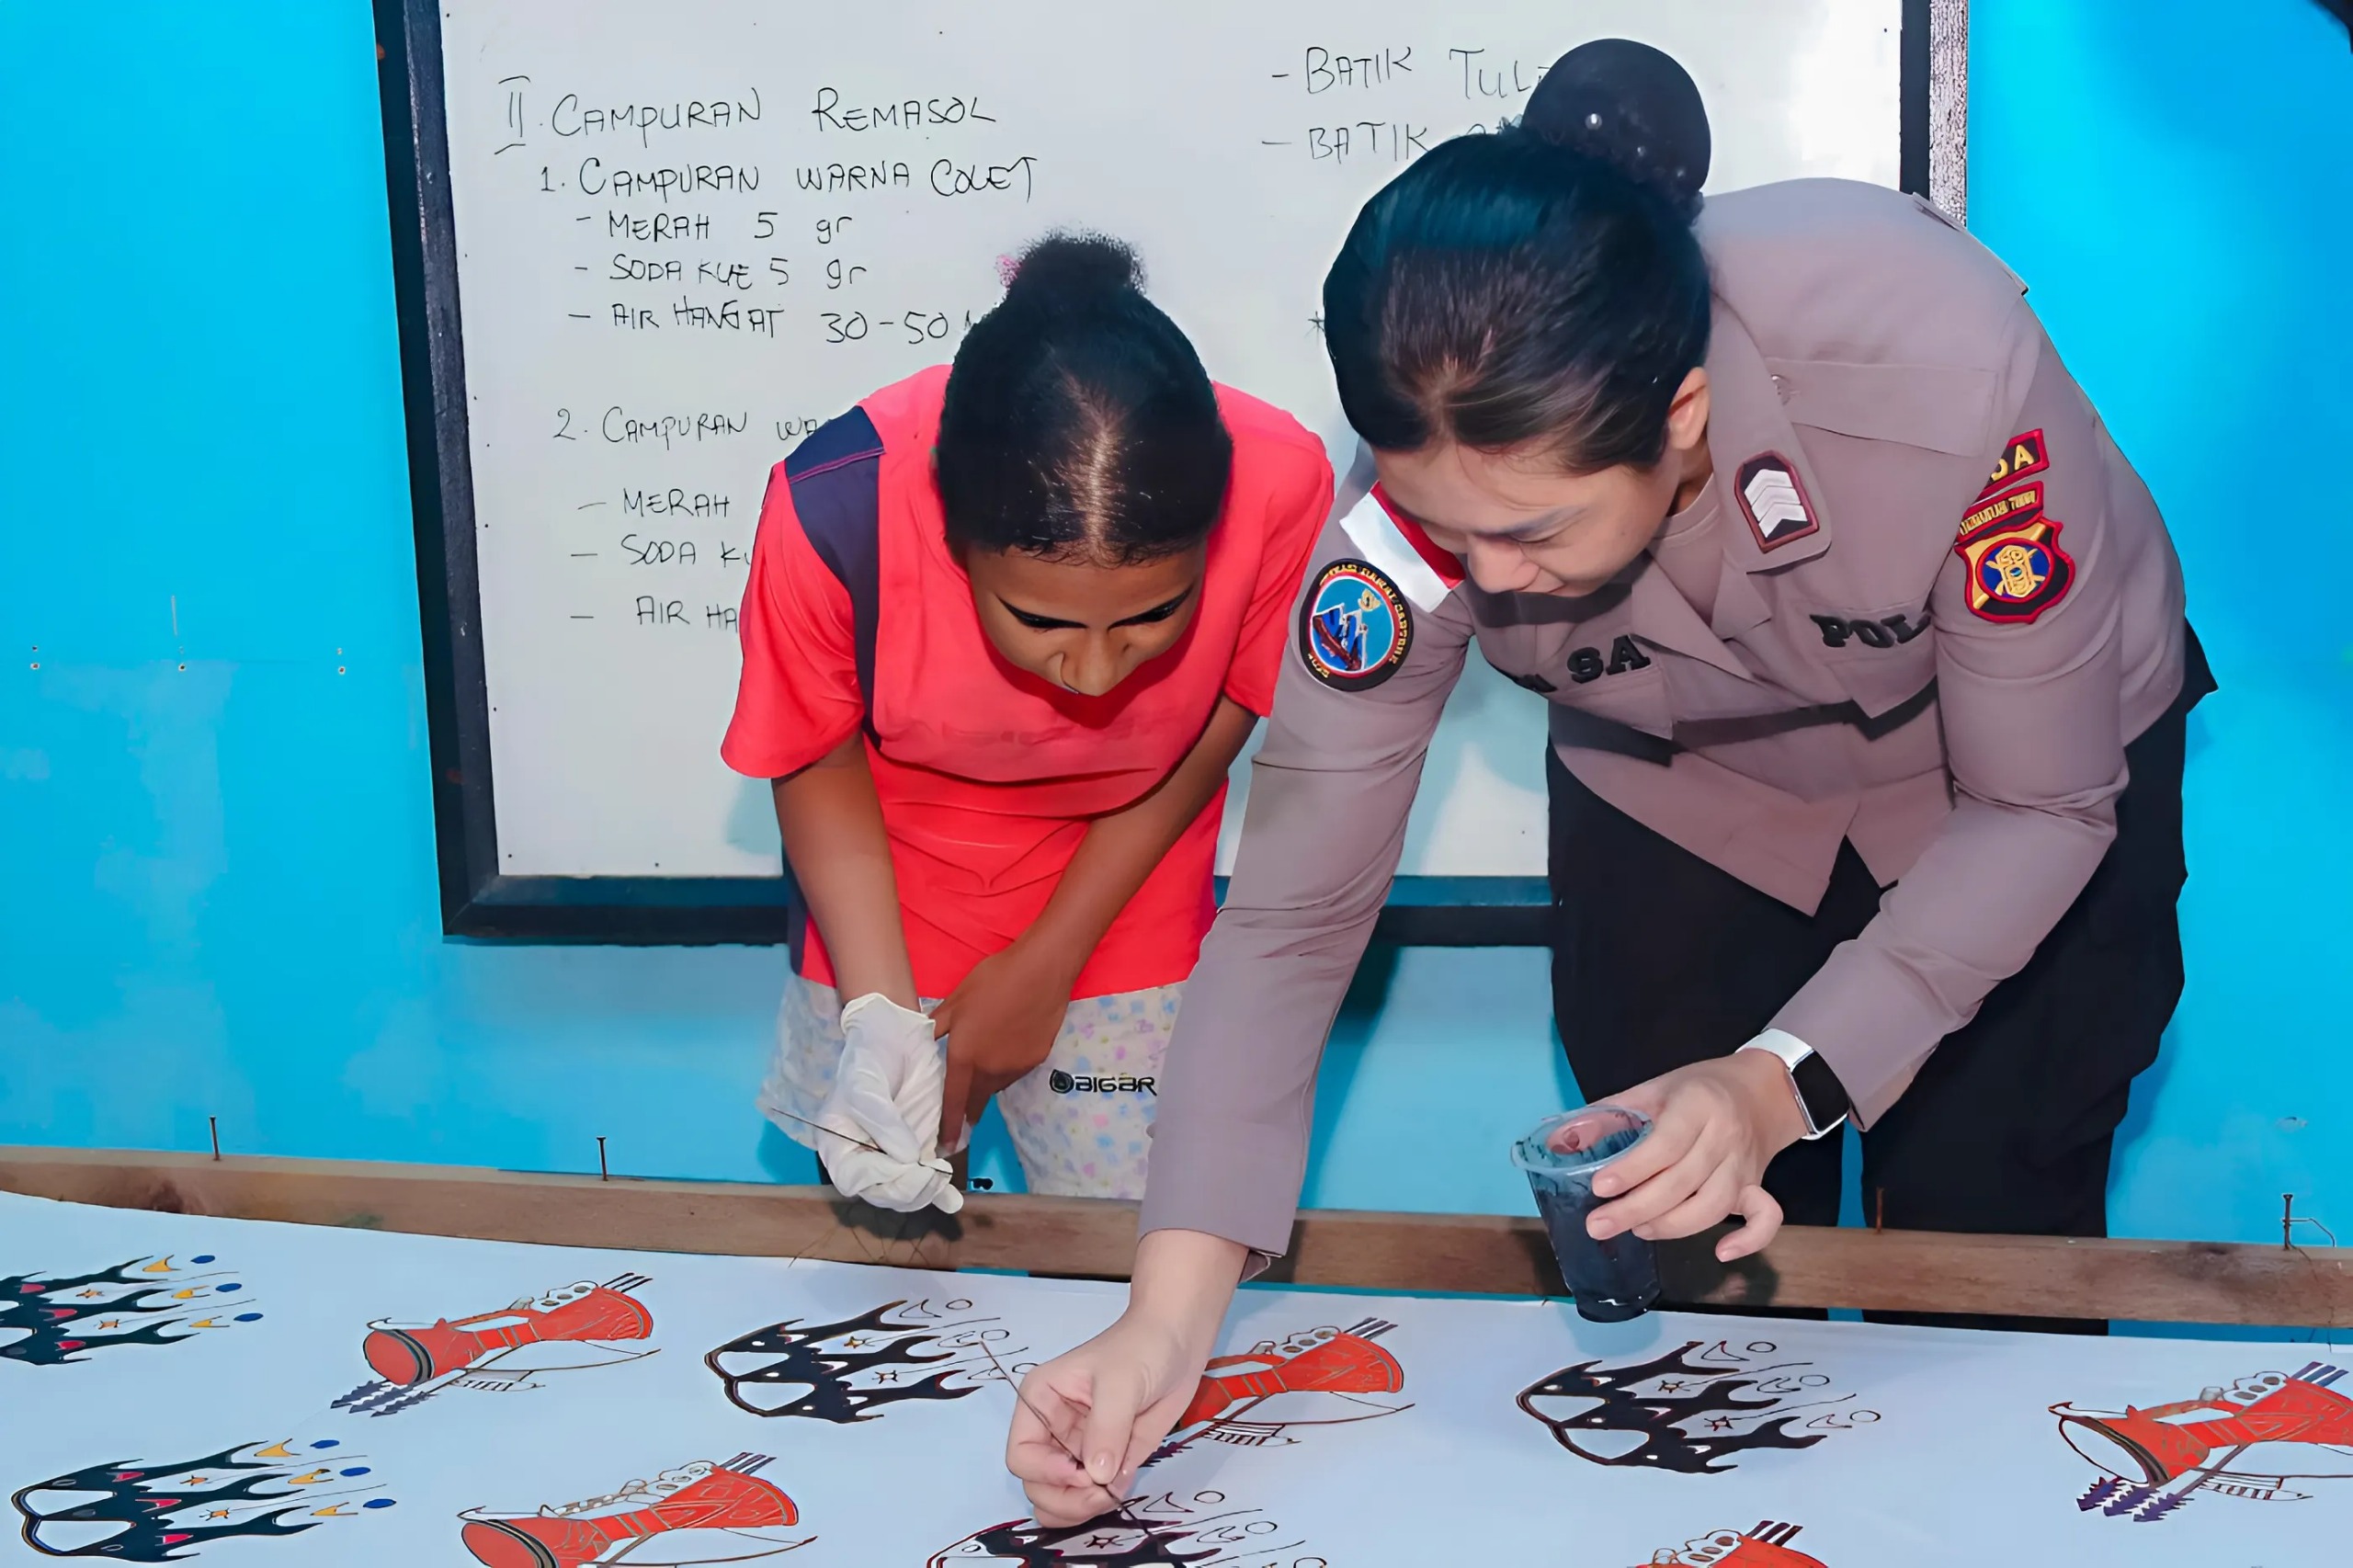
[3,3,2347,1245]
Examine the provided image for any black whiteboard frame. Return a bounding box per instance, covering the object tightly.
[377,0,1954,947]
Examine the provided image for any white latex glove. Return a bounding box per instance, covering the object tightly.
[813,994,964,1215]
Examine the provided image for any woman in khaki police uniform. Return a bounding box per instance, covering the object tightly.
[1007,41,2210,1521]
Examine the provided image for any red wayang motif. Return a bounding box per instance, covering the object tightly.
[1177,1322,1404,1429]
[1641,1520,1826,1567]
[460,1455,800,1568]
[365,1278,654,1386]
[2055,1361,2353,1522]
[1143,1318,1410,1466]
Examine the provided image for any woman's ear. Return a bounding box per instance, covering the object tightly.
[1664,367,1710,454]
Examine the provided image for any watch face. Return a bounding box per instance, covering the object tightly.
[1790,1051,1851,1133]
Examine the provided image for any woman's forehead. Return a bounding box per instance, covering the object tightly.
[969,543,1203,617]
[1377,443,1606,532]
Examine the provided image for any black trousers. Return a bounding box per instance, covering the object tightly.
[1547,647,2206,1332]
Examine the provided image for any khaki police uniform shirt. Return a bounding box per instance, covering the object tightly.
[1142,178,2189,1261]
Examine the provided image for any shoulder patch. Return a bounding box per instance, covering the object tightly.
[1977,427,2049,499]
[1954,481,2075,623]
[1336,488,1460,613]
[1734,454,1818,551]
[1298,559,1413,690]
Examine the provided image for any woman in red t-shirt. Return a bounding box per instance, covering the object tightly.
[722,235,1332,1210]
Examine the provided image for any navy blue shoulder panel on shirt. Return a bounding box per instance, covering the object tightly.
[785,405,886,483]
[784,407,883,736]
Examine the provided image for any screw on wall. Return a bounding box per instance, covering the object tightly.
[2282,1193,2338,1252]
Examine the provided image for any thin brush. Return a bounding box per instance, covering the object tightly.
[970,1332,1126,1516]
[767,1107,891,1158]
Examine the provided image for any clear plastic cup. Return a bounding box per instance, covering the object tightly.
[1512,1106,1661,1323]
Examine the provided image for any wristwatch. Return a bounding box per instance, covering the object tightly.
[1736,1029,1852,1142]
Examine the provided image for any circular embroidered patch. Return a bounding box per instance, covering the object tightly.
[1979,538,2053,601]
[1953,482,2075,624]
[1298,559,1412,689]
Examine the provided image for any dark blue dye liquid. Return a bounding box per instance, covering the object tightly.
[1533,1187,1661,1322]
[1523,1119,1660,1323]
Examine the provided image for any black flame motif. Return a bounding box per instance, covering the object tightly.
[1517,1342,1833,1474]
[929,1493,1305,1568]
[9,1442,383,1561]
[704,1301,992,1423]
[1,1259,250,1368]
[940,1515,1218,1567]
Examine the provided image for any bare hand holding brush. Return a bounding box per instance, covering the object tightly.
[1006,1230,1246,1526]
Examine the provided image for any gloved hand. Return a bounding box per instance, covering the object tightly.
[813,993,964,1214]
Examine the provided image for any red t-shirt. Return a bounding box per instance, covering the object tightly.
[722,365,1333,1000]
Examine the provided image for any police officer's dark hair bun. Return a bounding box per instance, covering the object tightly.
[939,232,1232,563]
[1520,39,1710,222]
[1323,40,1713,473]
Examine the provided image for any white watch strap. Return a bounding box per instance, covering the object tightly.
[1738,1028,1813,1071]
[1736,1028,1842,1141]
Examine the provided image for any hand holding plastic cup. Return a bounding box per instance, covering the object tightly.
[1513,1106,1662,1323]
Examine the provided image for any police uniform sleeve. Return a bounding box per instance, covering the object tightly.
[1770,334,2181,1124]
[1139,502,1473,1261]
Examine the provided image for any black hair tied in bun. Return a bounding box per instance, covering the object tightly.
[939,232,1231,563]
[999,232,1144,311]
[1321,37,1714,472]
[1521,39,1711,221]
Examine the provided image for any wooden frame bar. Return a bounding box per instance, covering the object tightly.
[5,1147,2347,1328]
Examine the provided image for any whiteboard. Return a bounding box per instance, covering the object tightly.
[408,0,1913,904]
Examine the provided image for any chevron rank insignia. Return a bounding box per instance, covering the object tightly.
[1735,454,1818,551]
